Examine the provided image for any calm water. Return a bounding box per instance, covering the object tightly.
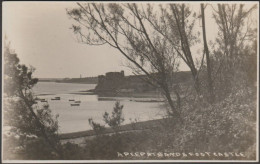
[33,82,165,134]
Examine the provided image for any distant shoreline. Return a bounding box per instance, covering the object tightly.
[38,81,97,85]
[38,76,98,84]
[56,81,97,84]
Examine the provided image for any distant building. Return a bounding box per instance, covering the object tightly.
[105,70,124,79]
[96,71,125,92]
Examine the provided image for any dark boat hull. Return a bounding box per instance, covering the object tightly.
[71,104,80,106]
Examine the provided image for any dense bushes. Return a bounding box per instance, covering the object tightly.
[175,87,256,159]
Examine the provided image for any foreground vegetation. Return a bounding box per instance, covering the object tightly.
[58,85,256,160]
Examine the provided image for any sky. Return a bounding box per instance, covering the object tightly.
[2,2,258,78]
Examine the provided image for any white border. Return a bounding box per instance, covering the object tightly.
[2,1,259,163]
[1,159,259,163]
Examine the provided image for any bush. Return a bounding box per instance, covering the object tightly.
[88,118,105,135]
[166,86,257,160]
[103,101,125,132]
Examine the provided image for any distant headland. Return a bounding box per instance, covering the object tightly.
[90,70,193,97]
[38,77,98,84]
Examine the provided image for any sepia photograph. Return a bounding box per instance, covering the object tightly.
[1,1,259,162]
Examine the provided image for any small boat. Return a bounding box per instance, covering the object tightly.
[71,103,80,106]
[75,101,81,103]
[41,100,48,102]
[51,97,61,100]
[37,98,45,101]
[69,99,75,101]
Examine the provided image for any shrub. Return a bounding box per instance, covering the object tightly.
[88,118,105,135]
[166,86,257,160]
[103,101,125,132]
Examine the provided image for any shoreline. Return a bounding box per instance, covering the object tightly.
[59,118,169,146]
[59,118,168,140]
[80,89,164,98]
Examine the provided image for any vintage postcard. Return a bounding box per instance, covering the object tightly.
[2,1,259,163]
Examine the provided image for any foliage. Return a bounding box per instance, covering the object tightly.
[88,101,124,134]
[212,4,257,58]
[61,142,86,160]
[176,86,256,159]
[88,118,105,135]
[3,43,62,159]
[210,3,257,102]
[103,101,125,131]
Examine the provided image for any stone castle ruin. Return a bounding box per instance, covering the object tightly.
[96,71,125,92]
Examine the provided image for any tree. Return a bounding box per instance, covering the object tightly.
[67,3,181,118]
[211,3,257,99]
[213,4,257,59]
[168,4,201,93]
[88,101,124,134]
[201,4,215,103]
[3,42,63,159]
[141,4,201,94]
